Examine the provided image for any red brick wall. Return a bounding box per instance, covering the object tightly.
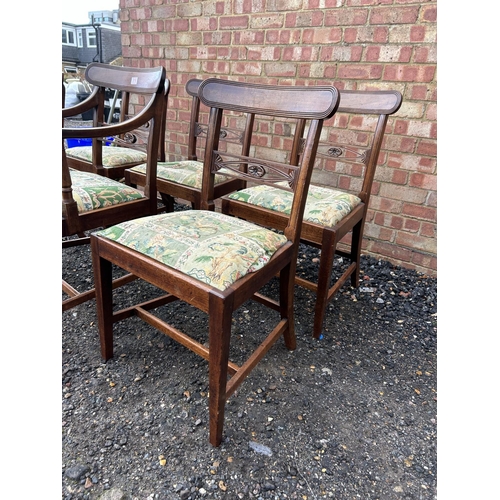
[119,0,437,276]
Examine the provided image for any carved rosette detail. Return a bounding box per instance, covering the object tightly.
[248,164,266,178]
[327,147,343,157]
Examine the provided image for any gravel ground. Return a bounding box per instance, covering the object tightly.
[62,203,437,500]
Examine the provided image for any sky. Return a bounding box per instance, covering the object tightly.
[62,0,120,24]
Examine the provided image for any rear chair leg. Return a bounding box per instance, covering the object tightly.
[279,262,297,351]
[91,237,115,361]
[350,219,365,288]
[313,232,337,339]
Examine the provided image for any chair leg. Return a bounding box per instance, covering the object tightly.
[91,238,115,361]
[159,193,175,212]
[208,294,233,447]
[349,218,365,288]
[279,262,297,351]
[313,231,337,339]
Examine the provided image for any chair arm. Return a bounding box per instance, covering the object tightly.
[62,87,100,118]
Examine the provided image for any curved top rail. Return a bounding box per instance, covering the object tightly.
[199,78,340,120]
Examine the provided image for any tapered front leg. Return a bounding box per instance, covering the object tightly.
[207,293,233,447]
[91,236,115,361]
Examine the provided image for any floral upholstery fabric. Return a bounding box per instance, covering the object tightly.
[130,160,230,189]
[96,211,288,291]
[67,169,145,214]
[227,183,362,228]
[66,146,147,167]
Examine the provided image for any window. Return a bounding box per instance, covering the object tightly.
[62,28,76,46]
[87,29,97,48]
[77,29,83,48]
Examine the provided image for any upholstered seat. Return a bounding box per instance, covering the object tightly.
[129,160,231,190]
[66,169,144,214]
[227,183,362,228]
[96,210,287,291]
[66,146,147,169]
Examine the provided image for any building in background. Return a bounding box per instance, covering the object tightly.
[62,9,122,79]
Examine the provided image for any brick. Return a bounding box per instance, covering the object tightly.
[203,31,232,45]
[248,46,281,61]
[370,6,419,24]
[234,31,266,44]
[416,140,437,157]
[410,253,437,275]
[346,0,393,5]
[321,45,363,62]
[409,84,436,101]
[414,45,437,64]
[250,14,284,29]
[402,203,436,222]
[191,17,218,31]
[406,120,433,138]
[369,240,413,263]
[283,46,320,62]
[369,195,403,214]
[177,2,203,17]
[344,26,389,43]
[152,5,176,19]
[235,0,266,14]
[383,64,436,83]
[380,184,428,204]
[420,222,436,238]
[409,172,436,190]
[267,0,303,11]
[417,156,436,174]
[421,5,437,22]
[374,213,404,230]
[325,8,368,26]
[403,218,420,233]
[176,32,203,46]
[303,28,343,45]
[365,223,395,242]
[232,62,262,75]
[338,64,383,80]
[220,15,249,29]
[202,60,230,74]
[177,59,202,73]
[130,7,152,21]
[295,11,325,27]
[395,231,436,254]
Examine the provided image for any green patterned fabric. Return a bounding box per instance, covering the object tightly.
[67,169,145,214]
[228,183,362,228]
[66,146,147,167]
[96,211,288,291]
[130,160,230,188]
